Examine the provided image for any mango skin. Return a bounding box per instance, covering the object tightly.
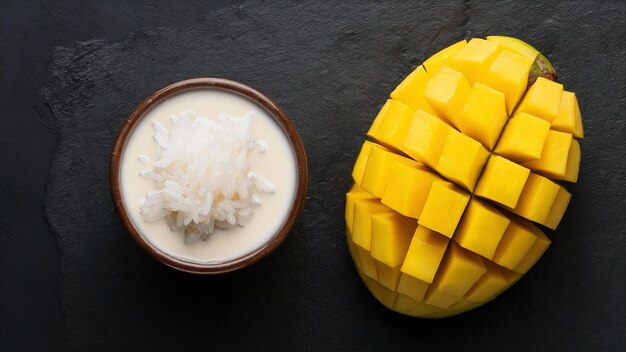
[346,36,582,318]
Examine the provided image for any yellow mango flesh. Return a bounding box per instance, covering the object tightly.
[367,99,415,150]
[453,199,511,260]
[370,211,417,268]
[481,50,532,114]
[390,65,437,115]
[381,161,437,218]
[346,36,581,318]
[435,128,490,191]
[515,77,563,122]
[401,225,450,283]
[522,130,579,182]
[494,112,551,162]
[458,82,508,150]
[486,36,538,61]
[474,155,530,208]
[552,91,584,139]
[401,109,449,168]
[422,39,467,73]
[448,38,501,85]
[424,66,472,128]
[417,180,470,237]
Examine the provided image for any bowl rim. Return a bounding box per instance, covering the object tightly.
[109,77,308,274]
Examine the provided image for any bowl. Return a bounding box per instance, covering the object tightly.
[110,78,307,274]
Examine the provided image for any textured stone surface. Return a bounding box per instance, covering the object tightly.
[1,1,625,351]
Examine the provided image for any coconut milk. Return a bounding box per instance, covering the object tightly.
[120,89,297,264]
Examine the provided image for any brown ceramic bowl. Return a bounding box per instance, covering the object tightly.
[110,78,307,274]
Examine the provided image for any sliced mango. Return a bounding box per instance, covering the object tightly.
[352,198,391,250]
[481,50,533,114]
[522,130,579,182]
[510,172,560,225]
[552,91,584,139]
[397,273,430,302]
[465,260,508,302]
[474,155,530,208]
[515,77,563,122]
[422,39,467,73]
[436,128,490,191]
[401,109,450,168]
[454,198,511,260]
[345,184,375,234]
[458,82,508,150]
[418,181,470,238]
[401,225,450,283]
[374,261,403,291]
[492,218,539,270]
[359,143,417,198]
[544,186,571,230]
[424,66,472,128]
[370,211,417,268]
[390,65,437,115]
[381,161,438,218]
[367,99,415,150]
[431,241,487,297]
[351,140,375,185]
[514,225,551,273]
[494,112,551,162]
[448,38,502,85]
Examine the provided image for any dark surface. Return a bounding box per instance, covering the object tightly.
[1,1,625,351]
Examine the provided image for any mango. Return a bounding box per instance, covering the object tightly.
[345,36,582,318]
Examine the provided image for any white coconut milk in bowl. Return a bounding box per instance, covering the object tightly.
[110,78,307,274]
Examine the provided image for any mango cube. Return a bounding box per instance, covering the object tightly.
[465,260,508,302]
[351,141,375,185]
[422,39,467,73]
[544,186,571,230]
[515,77,563,122]
[436,128,490,191]
[360,143,417,198]
[397,273,430,302]
[474,155,530,208]
[424,66,472,128]
[401,109,450,168]
[367,99,414,151]
[362,275,397,309]
[345,184,375,233]
[494,112,551,162]
[352,199,391,250]
[552,91,584,139]
[357,246,378,279]
[370,211,417,268]
[510,172,560,225]
[418,181,470,238]
[431,242,487,297]
[374,261,403,291]
[390,65,437,115]
[522,130,579,182]
[448,38,502,85]
[492,219,539,270]
[481,50,533,114]
[424,286,463,309]
[486,36,538,61]
[454,199,511,260]
[401,225,450,283]
[381,161,437,218]
[514,226,551,274]
[458,82,508,149]
[394,294,442,317]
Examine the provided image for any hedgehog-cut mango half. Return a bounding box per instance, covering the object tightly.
[346,36,583,318]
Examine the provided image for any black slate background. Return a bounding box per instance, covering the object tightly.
[1,1,625,351]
